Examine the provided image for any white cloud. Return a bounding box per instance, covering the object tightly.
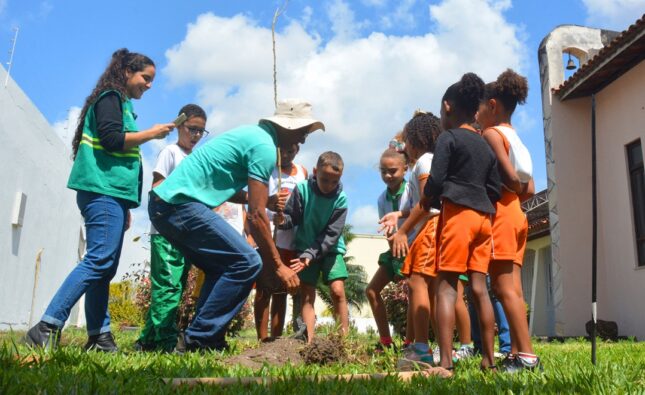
[301,5,313,28]
[163,0,526,173]
[349,204,381,234]
[326,0,366,41]
[39,1,53,18]
[381,0,418,30]
[582,0,645,30]
[513,107,537,135]
[52,106,81,151]
[362,0,388,6]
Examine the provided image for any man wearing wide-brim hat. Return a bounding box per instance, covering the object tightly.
[149,98,324,353]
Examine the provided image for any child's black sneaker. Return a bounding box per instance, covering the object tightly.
[132,340,156,352]
[502,354,542,373]
[85,332,118,352]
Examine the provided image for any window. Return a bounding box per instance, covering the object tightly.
[627,140,645,267]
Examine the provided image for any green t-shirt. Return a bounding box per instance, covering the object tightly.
[293,179,348,257]
[154,122,278,208]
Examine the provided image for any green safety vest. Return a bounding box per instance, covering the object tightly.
[67,90,142,207]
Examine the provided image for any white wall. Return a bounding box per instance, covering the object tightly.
[345,234,389,318]
[549,96,594,336]
[524,236,556,337]
[0,66,84,330]
[594,60,645,338]
[548,56,645,338]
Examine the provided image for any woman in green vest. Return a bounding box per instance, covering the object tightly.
[25,48,175,352]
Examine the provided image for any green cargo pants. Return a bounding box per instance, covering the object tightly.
[137,234,190,351]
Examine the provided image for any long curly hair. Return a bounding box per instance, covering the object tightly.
[402,111,442,153]
[483,68,528,115]
[71,48,154,158]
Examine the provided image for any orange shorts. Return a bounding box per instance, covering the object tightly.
[491,190,528,265]
[401,216,439,277]
[436,200,492,274]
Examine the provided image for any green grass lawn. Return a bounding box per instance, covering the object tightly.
[1,328,644,394]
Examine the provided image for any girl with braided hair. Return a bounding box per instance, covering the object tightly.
[422,73,501,372]
[382,111,442,368]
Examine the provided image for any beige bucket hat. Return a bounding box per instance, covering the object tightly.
[260,98,325,132]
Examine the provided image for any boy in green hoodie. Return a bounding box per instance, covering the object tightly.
[275,151,349,342]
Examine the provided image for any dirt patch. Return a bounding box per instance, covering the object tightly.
[300,335,346,365]
[224,337,306,370]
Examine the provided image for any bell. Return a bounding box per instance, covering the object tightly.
[566,53,577,70]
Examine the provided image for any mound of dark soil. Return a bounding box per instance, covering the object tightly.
[224,337,305,370]
[299,335,346,365]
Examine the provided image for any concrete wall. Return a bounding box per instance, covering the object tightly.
[0,66,84,330]
[593,61,645,338]
[538,25,609,336]
[540,26,645,338]
[524,236,556,337]
[345,234,389,319]
[549,95,594,336]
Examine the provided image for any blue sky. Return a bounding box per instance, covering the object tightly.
[2,0,644,273]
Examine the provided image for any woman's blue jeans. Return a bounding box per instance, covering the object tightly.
[42,191,128,335]
[148,193,261,348]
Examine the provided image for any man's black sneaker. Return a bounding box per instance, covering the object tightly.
[174,332,228,354]
[84,332,118,352]
[132,340,156,352]
[24,321,62,349]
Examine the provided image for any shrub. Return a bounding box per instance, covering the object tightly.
[381,280,438,342]
[116,262,253,336]
[382,280,409,338]
[108,281,145,327]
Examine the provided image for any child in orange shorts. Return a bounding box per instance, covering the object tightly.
[385,111,442,368]
[477,69,539,372]
[422,73,501,371]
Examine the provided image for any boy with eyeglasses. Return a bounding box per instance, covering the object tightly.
[135,104,207,352]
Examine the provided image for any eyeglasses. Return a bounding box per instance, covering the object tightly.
[184,126,209,137]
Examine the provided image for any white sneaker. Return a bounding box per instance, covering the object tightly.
[396,346,434,370]
[455,344,476,359]
[432,346,458,364]
[432,346,441,364]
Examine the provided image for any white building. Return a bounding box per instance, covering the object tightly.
[0,66,85,330]
[538,15,645,338]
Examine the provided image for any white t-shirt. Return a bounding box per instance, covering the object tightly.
[150,144,189,235]
[268,163,307,250]
[377,181,412,232]
[214,202,245,236]
[405,152,439,242]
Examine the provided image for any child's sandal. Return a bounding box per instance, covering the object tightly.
[480,364,498,373]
